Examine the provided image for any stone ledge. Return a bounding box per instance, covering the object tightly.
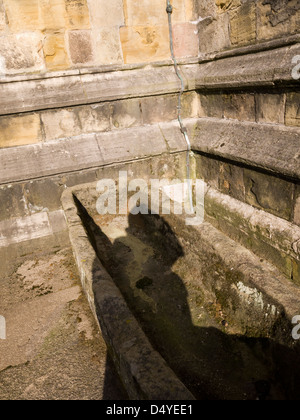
[0,121,187,184]
[189,118,300,181]
[204,185,300,285]
[186,43,300,90]
[0,40,299,116]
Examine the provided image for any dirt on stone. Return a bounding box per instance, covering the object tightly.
[0,246,127,400]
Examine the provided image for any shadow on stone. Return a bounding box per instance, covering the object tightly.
[84,208,300,400]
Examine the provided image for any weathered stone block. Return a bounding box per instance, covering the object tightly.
[112,99,142,129]
[285,93,300,127]
[0,1,6,31]
[92,27,123,65]
[196,154,220,190]
[39,0,67,31]
[43,33,70,71]
[0,184,27,222]
[199,94,223,118]
[257,0,300,41]
[199,93,255,121]
[4,0,90,33]
[120,26,170,64]
[182,92,200,119]
[87,0,124,27]
[185,0,197,20]
[223,93,256,122]
[68,30,93,64]
[198,12,231,54]
[0,33,44,75]
[244,169,294,221]
[141,95,177,124]
[230,2,256,46]
[3,0,40,31]
[294,187,300,227]
[77,104,111,133]
[216,0,241,12]
[197,0,217,18]
[24,178,63,212]
[256,93,286,125]
[41,108,81,141]
[65,0,90,29]
[219,162,245,201]
[0,114,42,148]
[173,22,199,58]
[124,0,185,26]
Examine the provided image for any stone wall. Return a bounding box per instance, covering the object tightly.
[0,0,299,285]
[0,0,198,75]
[197,0,300,54]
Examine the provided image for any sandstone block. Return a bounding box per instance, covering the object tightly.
[223,93,255,122]
[285,93,300,127]
[43,33,70,71]
[68,30,93,64]
[141,95,177,124]
[198,12,231,54]
[3,0,40,31]
[124,0,185,26]
[256,93,286,125]
[41,108,81,141]
[0,1,6,31]
[173,22,199,58]
[120,25,170,64]
[77,103,111,133]
[0,33,45,75]
[92,27,123,65]
[199,93,255,122]
[257,0,300,41]
[87,0,124,27]
[294,188,300,226]
[230,2,256,46]
[65,0,90,29]
[244,169,294,221]
[185,0,197,21]
[39,0,67,31]
[0,114,42,148]
[216,0,241,12]
[112,98,141,129]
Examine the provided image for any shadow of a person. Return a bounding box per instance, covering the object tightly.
[88,210,300,400]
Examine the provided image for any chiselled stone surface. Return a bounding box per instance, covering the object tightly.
[92,27,123,65]
[0,1,6,31]
[0,33,44,74]
[3,0,40,31]
[258,0,300,41]
[65,0,90,29]
[285,93,300,127]
[199,93,256,122]
[0,114,42,148]
[4,0,90,32]
[295,187,300,226]
[173,22,199,57]
[124,0,185,26]
[230,2,256,46]
[77,104,112,134]
[87,0,124,27]
[256,93,286,125]
[41,108,82,141]
[68,30,93,64]
[120,26,170,64]
[215,0,241,12]
[43,33,70,71]
[197,12,231,54]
